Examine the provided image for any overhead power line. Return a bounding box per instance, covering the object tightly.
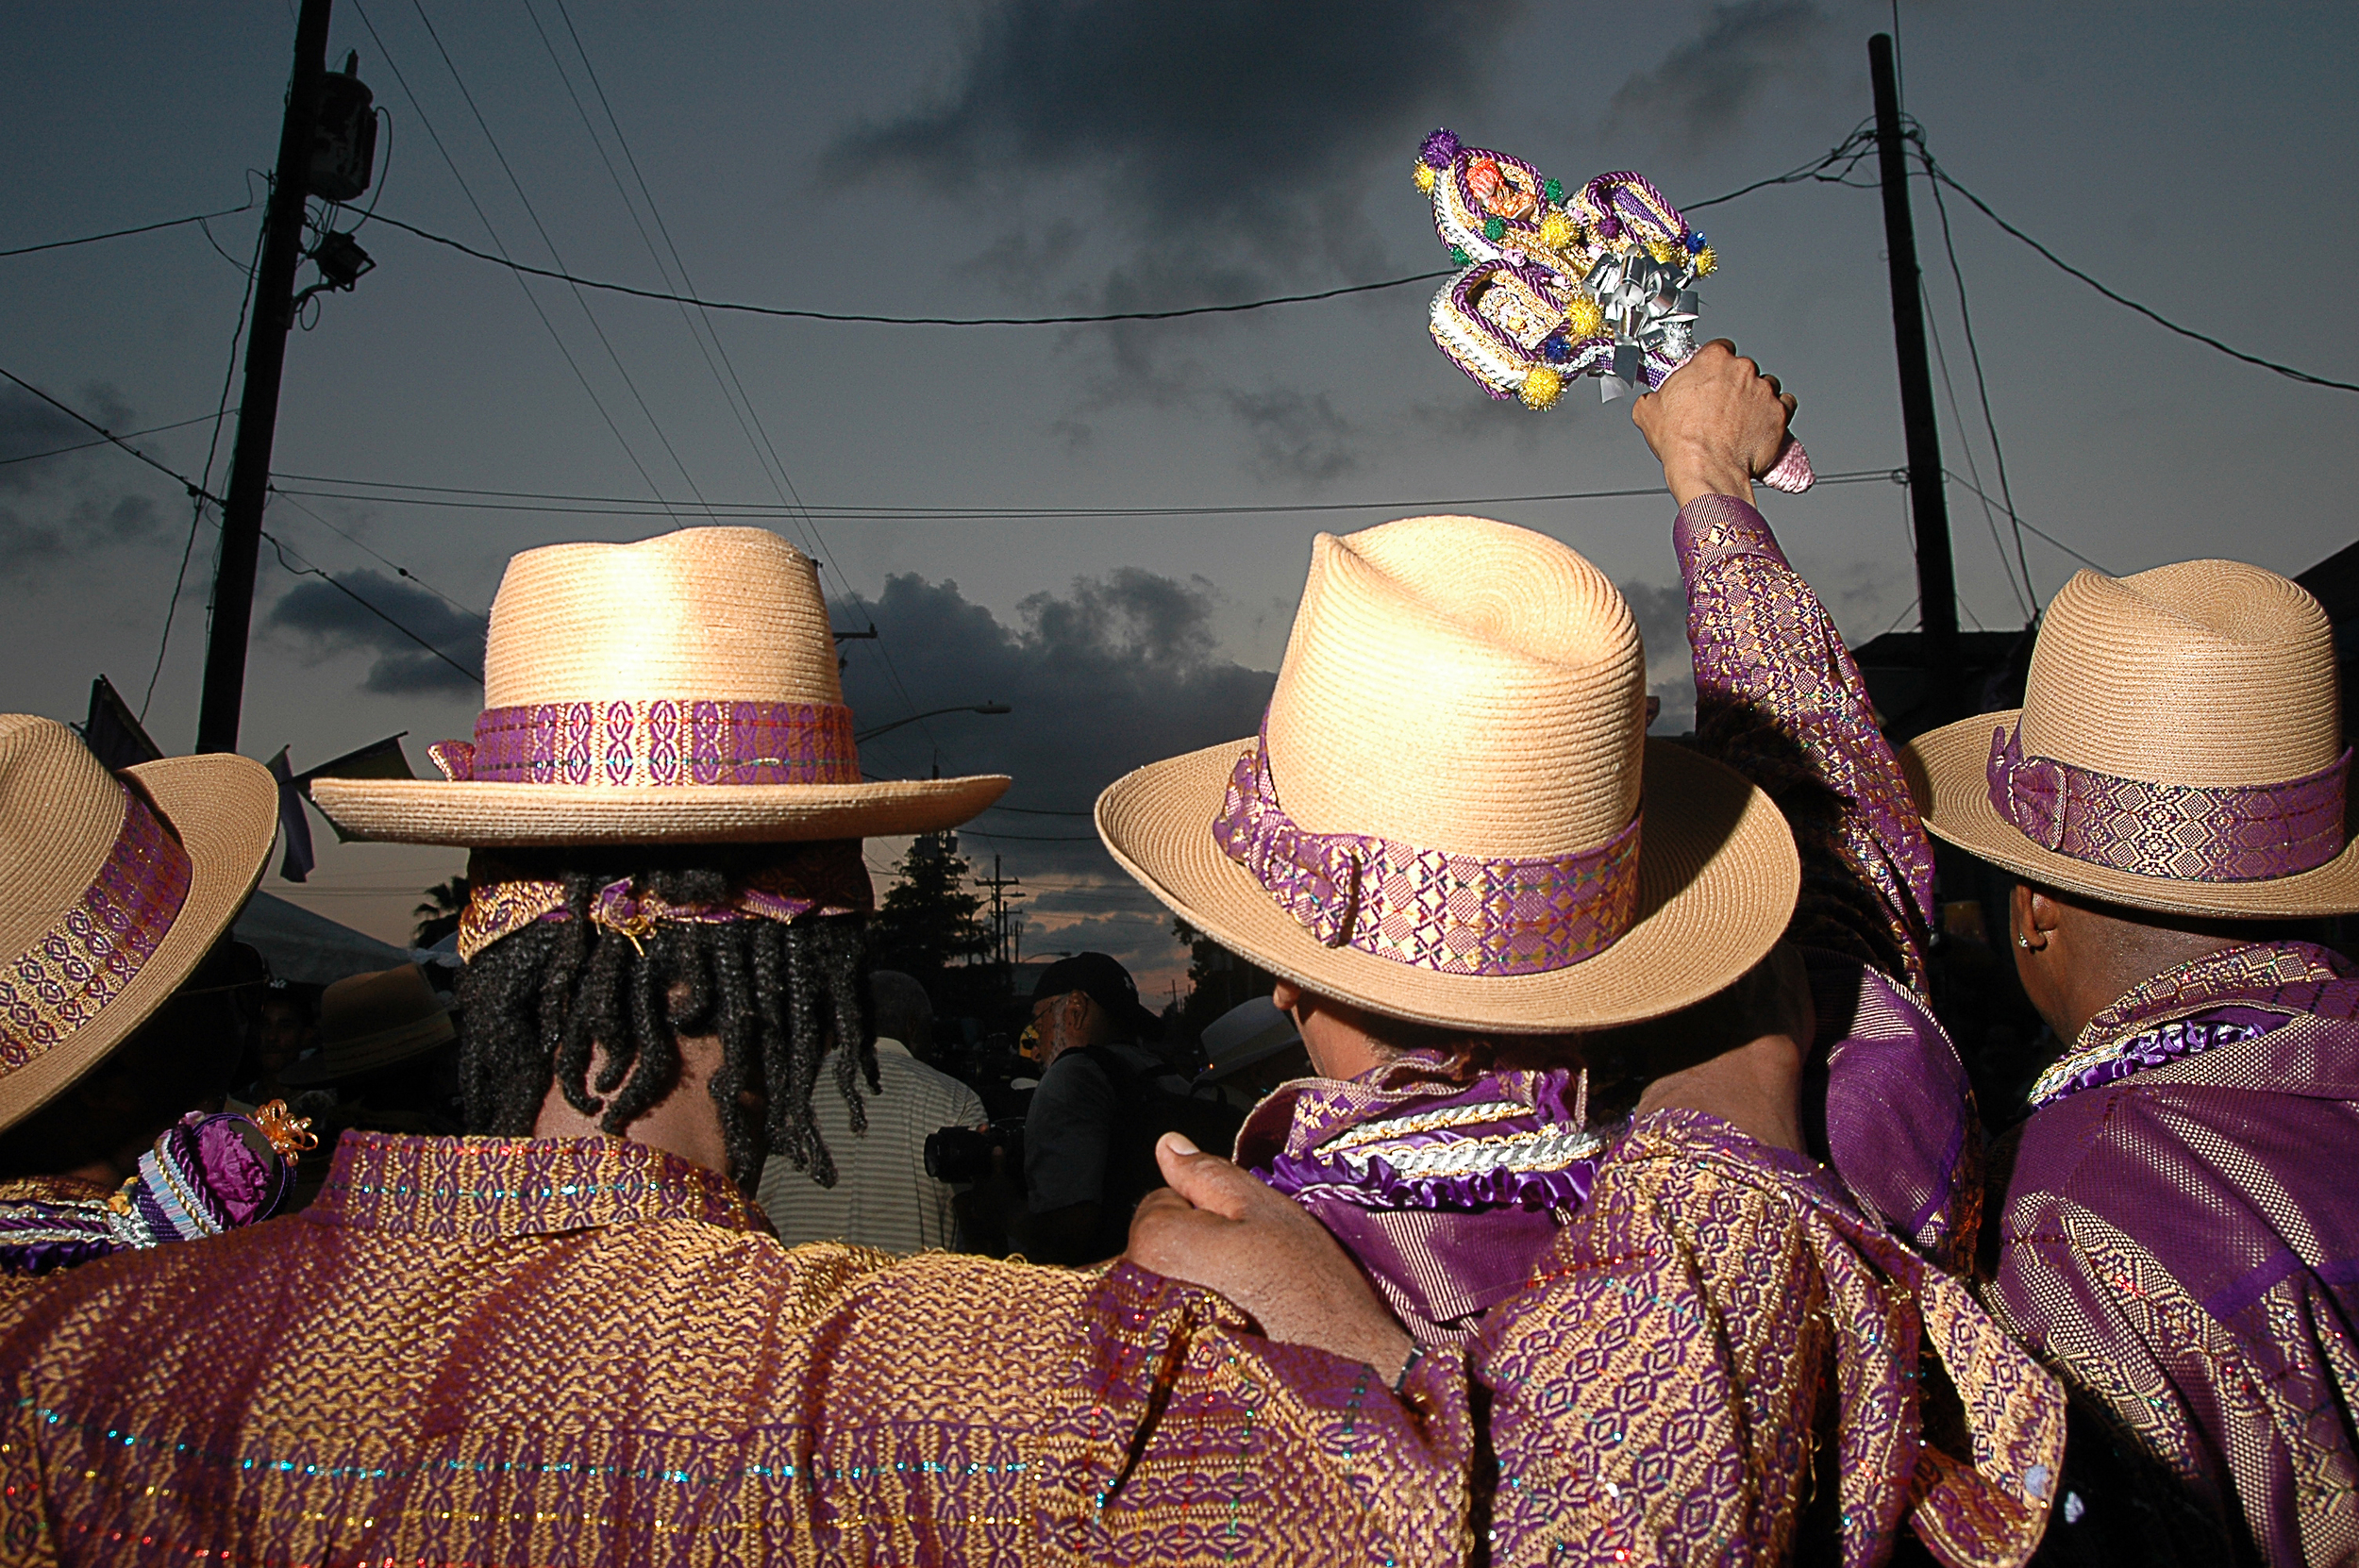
[361,210,1454,325]
[1939,469,2113,575]
[0,413,225,468]
[270,467,1899,522]
[348,0,694,529]
[0,364,482,688]
[0,200,259,260]
[1925,155,2359,395]
[346,128,1891,328]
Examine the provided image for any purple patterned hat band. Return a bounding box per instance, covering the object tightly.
[1986,721,2351,883]
[0,788,192,1068]
[427,698,861,789]
[1211,726,1643,977]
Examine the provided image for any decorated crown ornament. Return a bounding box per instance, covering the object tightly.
[1414,128,1814,494]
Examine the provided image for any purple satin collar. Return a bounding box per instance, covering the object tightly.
[1986,722,2349,883]
[1211,726,1642,976]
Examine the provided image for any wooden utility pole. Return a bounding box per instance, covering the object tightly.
[195,0,332,754]
[1868,32,1961,717]
[979,853,1025,970]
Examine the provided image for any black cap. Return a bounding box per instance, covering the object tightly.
[1031,951,1160,1040]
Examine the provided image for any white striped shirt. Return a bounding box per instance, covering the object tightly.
[755,1039,985,1254]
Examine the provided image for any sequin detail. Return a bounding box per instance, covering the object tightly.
[1987,721,2349,882]
[1211,726,1641,976]
[1260,1093,1604,1214]
[0,789,191,1068]
[451,698,861,788]
[455,842,873,961]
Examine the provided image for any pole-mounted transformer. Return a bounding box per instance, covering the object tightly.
[197,4,394,756]
[310,52,376,203]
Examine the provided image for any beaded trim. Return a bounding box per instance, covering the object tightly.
[1986,723,2349,883]
[430,698,861,789]
[1211,726,1641,976]
[0,789,192,1069]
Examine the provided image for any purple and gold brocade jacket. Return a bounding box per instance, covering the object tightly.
[0,1131,1472,1566]
[1222,494,2060,1564]
[1677,492,1979,1268]
[1989,940,2359,1564]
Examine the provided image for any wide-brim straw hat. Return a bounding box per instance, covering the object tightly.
[1097,515,1799,1034]
[279,961,456,1086]
[0,715,276,1132]
[1907,558,2359,918]
[313,526,1006,846]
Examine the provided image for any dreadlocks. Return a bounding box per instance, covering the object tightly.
[457,860,874,1193]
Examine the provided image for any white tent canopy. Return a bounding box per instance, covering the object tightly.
[232,892,410,987]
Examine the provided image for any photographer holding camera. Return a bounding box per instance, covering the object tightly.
[957,953,1239,1265]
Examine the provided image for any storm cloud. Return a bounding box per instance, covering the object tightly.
[266,570,486,695]
[1618,577,1698,733]
[0,382,176,565]
[845,565,1271,797]
[1606,0,1831,153]
[842,566,1276,979]
[830,0,1520,271]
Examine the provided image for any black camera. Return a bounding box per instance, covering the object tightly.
[924,1120,1022,1184]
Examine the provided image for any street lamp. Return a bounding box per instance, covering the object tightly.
[853,702,1012,744]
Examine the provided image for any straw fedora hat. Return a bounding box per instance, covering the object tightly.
[1907,559,2359,918]
[1096,515,1799,1034]
[312,526,1007,846]
[278,962,455,1087]
[0,715,276,1132]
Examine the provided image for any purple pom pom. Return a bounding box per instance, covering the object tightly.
[1419,128,1461,170]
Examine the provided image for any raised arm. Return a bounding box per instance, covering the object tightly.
[1632,343,1936,994]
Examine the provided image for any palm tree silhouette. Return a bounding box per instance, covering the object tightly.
[412,876,470,948]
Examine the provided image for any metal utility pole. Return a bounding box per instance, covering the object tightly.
[195,0,332,755]
[1868,32,1961,718]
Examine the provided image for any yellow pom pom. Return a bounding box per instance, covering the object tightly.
[1413,161,1438,194]
[1520,366,1564,409]
[1693,245,1718,276]
[1536,210,1576,250]
[1563,295,1604,340]
[1644,236,1679,265]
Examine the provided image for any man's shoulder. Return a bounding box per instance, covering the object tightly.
[876,1048,984,1112]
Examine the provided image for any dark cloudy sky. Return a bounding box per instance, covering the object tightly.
[5,1,2355,996]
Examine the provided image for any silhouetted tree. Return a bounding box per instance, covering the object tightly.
[413,876,469,948]
[1172,919,1275,1041]
[871,832,990,975]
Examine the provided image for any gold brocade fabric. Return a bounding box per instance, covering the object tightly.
[1478,1109,2063,1568]
[0,1132,1471,1566]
